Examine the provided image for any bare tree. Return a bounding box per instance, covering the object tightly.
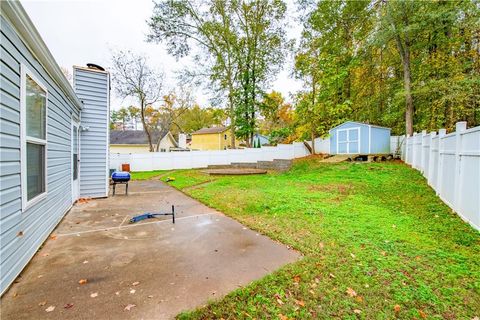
[111,50,164,151]
[146,88,192,151]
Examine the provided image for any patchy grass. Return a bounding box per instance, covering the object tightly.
[165,159,479,319]
[130,170,173,181]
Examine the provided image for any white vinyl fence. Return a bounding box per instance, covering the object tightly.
[110,142,310,172]
[404,122,480,231]
[312,137,330,154]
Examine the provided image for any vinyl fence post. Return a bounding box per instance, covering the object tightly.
[436,128,447,197]
[404,134,409,164]
[427,131,437,186]
[420,130,427,173]
[454,122,467,213]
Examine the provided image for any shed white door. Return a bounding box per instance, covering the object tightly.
[337,128,360,154]
[72,121,80,202]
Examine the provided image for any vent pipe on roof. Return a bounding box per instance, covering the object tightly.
[86,63,105,71]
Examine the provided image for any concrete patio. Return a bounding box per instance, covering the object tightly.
[0,180,300,319]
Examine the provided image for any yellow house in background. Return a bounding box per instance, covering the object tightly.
[190,127,239,150]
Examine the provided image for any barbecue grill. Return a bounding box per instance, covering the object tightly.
[111,171,130,195]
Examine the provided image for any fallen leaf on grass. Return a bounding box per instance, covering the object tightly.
[293,275,301,283]
[380,251,387,256]
[90,292,98,298]
[39,301,46,306]
[319,242,325,249]
[354,309,361,314]
[394,304,401,313]
[350,253,356,259]
[329,273,336,278]
[124,304,136,311]
[355,296,363,303]
[346,287,357,297]
[45,306,55,312]
[295,299,305,307]
[78,279,87,285]
[132,281,140,286]
[64,303,74,309]
[279,314,289,320]
[274,293,284,305]
[418,310,427,319]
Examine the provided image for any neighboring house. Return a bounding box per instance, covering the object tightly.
[110,130,177,153]
[329,121,391,155]
[254,133,270,146]
[0,2,109,294]
[190,127,238,150]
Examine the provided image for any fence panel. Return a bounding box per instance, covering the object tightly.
[110,141,310,172]
[403,122,479,231]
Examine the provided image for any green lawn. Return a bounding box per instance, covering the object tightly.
[160,159,479,319]
[130,170,173,181]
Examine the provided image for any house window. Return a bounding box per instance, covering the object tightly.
[21,67,47,208]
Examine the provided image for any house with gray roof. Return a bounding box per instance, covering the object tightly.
[110,130,178,153]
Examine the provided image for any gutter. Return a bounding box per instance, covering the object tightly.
[1,0,83,110]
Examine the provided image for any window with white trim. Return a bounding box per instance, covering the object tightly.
[21,66,47,208]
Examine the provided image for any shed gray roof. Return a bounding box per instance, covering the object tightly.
[110,130,177,146]
[192,127,228,135]
[329,121,391,132]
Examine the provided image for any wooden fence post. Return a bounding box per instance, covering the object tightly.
[454,122,467,213]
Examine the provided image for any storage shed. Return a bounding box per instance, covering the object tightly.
[329,121,391,155]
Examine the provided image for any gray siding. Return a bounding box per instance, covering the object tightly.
[73,67,109,198]
[0,15,81,294]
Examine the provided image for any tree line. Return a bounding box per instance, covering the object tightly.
[111,0,479,152]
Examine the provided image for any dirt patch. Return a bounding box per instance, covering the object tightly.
[308,183,354,195]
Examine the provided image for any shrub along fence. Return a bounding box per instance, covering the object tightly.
[404,122,480,231]
[110,142,310,172]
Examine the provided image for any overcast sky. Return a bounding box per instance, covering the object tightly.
[22,0,303,110]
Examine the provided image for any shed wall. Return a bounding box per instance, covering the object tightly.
[73,67,109,198]
[370,127,391,154]
[329,122,369,154]
[0,15,80,294]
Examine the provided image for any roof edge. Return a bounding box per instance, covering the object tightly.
[191,127,228,135]
[329,121,391,132]
[1,0,83,110]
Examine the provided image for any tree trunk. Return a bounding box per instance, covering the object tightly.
[140,99,154,152]
[401,47,414,136]
[393,31,414,136]
[228,89,236,148]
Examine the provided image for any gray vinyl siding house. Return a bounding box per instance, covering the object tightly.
[0,1,109,295]
[74,66,110,198]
